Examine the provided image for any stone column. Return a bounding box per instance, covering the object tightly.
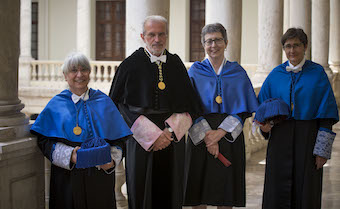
[1,0,27,127]
[77,0,91,58]
[19,0,32,87]
[126,0,170,57]
[330,0,340,106]
[311,0,332,79]
[253,0,283,85]
[206,0,242,63]
[0,1,44,208]
[330,0,340,72]
[289,0,311,59]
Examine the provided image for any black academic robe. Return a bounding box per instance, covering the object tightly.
[109,48,201,209]
[35,135,126,209]
[184,113,249,207]
[262,119,333,209]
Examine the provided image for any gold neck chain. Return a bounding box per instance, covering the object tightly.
[144,48,166,90]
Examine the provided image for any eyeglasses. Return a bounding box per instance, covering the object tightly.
[204,38,225,46]
[69,67,90,74]
[145,32,167,39]
[283,43,303,50]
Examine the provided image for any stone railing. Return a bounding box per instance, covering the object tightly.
[19,59,265,209]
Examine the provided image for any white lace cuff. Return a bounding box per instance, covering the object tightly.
[313,128,336,159]
[52,142,74,170]
[188,119,212,145]
[218,115,243,142]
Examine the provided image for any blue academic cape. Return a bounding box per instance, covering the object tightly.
[188,59,258,115]
[258,60,339,122]
[31,88,132,142]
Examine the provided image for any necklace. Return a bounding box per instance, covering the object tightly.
[213,59,226,104]
[72,91,87,135]
[144,48,166,90]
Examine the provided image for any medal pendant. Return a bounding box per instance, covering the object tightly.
[158,82,166,90]
[291,102,294,112]
[73,126,82,135]
[215,95,222,104]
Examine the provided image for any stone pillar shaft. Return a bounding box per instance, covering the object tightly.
[77,0,91,58]
[0,0,27,126]
[126,0,170,57]
[206,0,242,63]
[330,0,340,70]
[312,0,331,78]
[254,0,283,85]
[289,0,311,59]
[20,0,32,58]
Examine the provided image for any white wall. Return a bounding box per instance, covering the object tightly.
[169,0,190,61]
[241,0,258,64]
[48,0,77,60]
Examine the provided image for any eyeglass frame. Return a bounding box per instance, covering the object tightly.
[203,38,225,47]
[283,42,304,50]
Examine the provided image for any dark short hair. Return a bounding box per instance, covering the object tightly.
[281,28,308,47]
[201,23,228,46]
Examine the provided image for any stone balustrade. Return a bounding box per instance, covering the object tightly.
[19,59,265,209]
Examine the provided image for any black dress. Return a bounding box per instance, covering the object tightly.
[262,119,332,209]
[109,48,201,209]
[184,113,249,207]
[35,135,126,209]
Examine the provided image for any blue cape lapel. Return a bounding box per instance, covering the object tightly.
[31,88,132,142]
[188,59,258,114]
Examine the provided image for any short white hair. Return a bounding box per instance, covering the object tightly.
[61,52,91,74]
[142,15,168,35]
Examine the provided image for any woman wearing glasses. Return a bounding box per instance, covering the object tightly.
[184,23,258,209]
[258,28,338,209]
[30,52,132,209]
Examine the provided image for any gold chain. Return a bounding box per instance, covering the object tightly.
[144,48,166,90]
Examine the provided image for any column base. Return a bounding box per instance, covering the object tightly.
[0,103,28,127]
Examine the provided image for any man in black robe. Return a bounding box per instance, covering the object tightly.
[109,15,201,209]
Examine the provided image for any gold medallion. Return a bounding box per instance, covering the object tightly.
[73,126,82,135]
[291,102,294,112]
[215,95,222,104]
[158,82,166,90]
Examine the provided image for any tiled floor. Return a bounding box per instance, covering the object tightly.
[184,122,340,209]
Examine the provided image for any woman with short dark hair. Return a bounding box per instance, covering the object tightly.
[184,23,258,209]
[257,28,338,209]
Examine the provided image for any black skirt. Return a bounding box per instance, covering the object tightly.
[184,113,246,207]
[262,119,323,209]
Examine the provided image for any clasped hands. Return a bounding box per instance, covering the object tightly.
[204,129,227,158]
[152,128,173,151]
[71,146,115,170]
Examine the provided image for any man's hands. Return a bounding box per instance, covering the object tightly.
[152,128,173,151]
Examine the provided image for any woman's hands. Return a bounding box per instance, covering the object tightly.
[71,146,81,164]
[259,121,273,133]
[99,160,115,170]
[315,155,327,170]
[204,129,227,146]
[204,129,226,158]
